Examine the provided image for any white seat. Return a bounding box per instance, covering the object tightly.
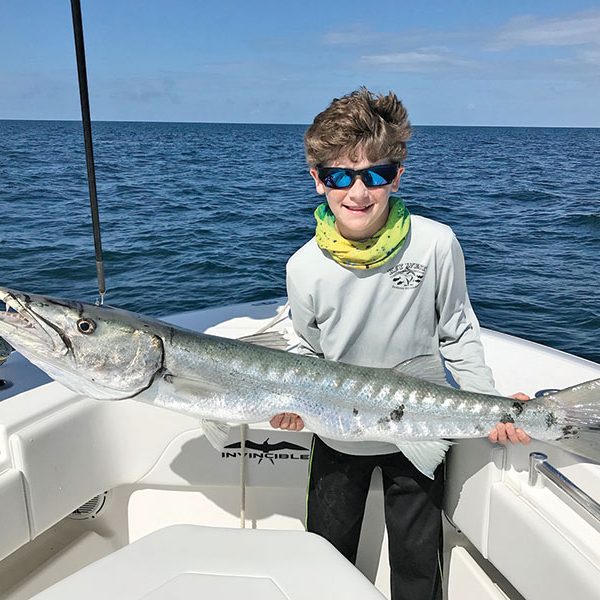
[32,525,385,599]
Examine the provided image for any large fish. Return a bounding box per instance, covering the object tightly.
[0,287,598,477]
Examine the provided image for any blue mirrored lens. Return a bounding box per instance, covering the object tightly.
[364,169,388,186]
[326,171,353,188]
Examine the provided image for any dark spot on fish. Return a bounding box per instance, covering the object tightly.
[545,411,558,428]
[512,401,524,416]
[559,425,578,439]
[474,423,485,434]
[377,416,390,426]
[352,408,359,417]
[499,413,515,424]
[390,405,405,421]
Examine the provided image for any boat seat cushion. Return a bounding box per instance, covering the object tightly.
[32,524,385,599]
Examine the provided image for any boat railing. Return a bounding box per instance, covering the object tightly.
[528,452,600,525]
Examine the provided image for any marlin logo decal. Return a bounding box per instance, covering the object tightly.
[223,438,310,464]
[225,438,309,453]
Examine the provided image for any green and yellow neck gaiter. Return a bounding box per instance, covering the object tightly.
[314,196,411,270]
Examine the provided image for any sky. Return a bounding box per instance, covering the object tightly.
[1,1,599,126]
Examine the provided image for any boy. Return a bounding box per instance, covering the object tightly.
[271,88,529,600]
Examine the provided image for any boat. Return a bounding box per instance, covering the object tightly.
[1,298,599,599]
[2,3,599,597]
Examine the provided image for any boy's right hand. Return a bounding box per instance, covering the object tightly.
[270,413,304,431]
[488,392,532,445]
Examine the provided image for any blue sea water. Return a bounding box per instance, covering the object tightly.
[0,120,598,363]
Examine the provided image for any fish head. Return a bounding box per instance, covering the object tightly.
[0,288,164,400]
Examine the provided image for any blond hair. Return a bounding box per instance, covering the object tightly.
[304,88,412,167]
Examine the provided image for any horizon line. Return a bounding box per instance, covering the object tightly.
[0,118,599,130]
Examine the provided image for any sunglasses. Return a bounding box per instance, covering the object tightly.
[317,164,399,189]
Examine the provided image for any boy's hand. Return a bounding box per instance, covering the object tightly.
[488,392,532,445]
[270,412,305,431]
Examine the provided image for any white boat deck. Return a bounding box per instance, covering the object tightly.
[0,299,599,599]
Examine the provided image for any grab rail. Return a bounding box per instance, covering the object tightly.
[528,452,600,523]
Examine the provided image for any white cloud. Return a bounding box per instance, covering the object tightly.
[488,11,600,51]
[554,48,600,69]
[360,48,475,72]
[577,48,600,66]
[320,26,481,51]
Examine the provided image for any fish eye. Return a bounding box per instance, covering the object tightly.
[77,318,96,335]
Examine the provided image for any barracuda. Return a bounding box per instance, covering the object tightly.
[0,287,598,477]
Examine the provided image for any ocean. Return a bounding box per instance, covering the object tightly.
[0,120,598,363]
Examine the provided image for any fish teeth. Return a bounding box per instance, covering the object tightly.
[0,299,30,326]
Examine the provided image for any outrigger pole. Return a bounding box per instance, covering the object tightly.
[70,0,106,304]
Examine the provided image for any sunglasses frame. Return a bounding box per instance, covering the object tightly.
[316,163,400,189]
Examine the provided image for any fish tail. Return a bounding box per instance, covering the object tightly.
[547,377,600,460]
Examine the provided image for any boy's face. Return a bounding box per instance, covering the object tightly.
[310,155,403,241]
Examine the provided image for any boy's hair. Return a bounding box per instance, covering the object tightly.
[304,87,411,167]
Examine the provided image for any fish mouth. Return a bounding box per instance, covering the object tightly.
[0,288,66,356]
[0,290,37,330]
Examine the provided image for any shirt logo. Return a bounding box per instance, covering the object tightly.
[388,262,427,289]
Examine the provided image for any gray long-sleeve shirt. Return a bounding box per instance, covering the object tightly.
[286,213,497,455]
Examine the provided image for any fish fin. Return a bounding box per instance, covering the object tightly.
[395,440,452,479]
[392,354,449,387]
[547,377,600,461]
[549,431,600,463]
[238,330,290,351]
[237,304,292,350]
[165,373,227,397]
[201,420,231,451]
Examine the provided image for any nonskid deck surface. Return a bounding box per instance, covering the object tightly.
[1,298,599,600]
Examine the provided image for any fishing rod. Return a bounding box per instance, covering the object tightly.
[70,0,106,305]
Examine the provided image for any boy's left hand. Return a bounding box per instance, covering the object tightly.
[488,393,532,445]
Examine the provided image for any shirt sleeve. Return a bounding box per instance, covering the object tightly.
[435,234,498,395]
[286,265,324,358]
